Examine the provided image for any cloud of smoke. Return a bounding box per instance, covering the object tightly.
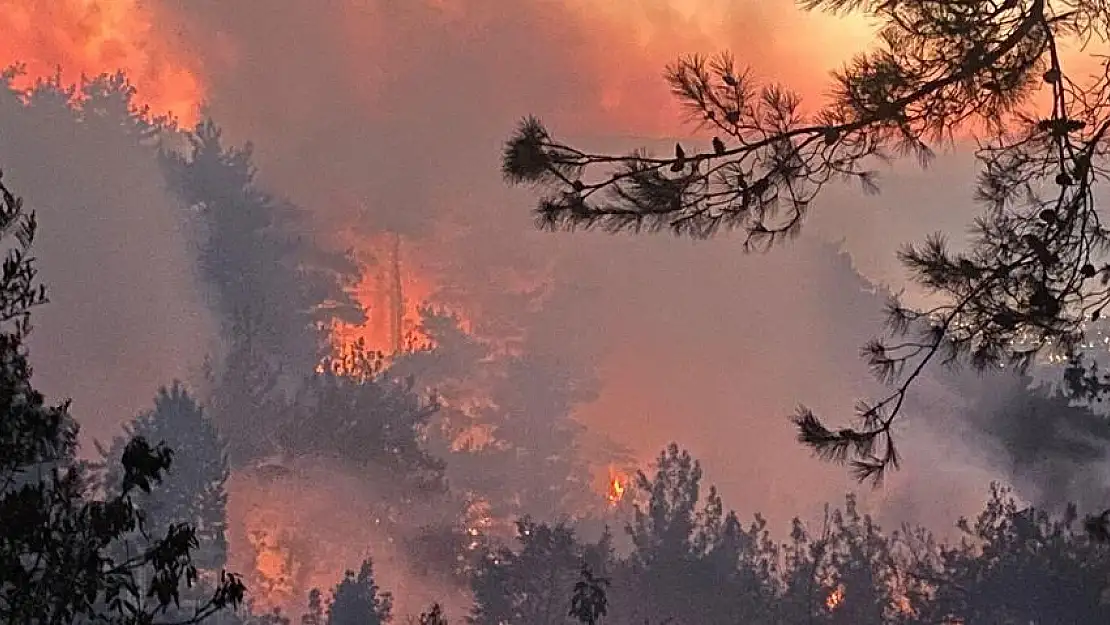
[226,457,472,618]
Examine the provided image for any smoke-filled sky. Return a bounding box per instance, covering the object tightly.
[0,0,1070,536]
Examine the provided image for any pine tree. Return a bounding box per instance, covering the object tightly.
[301,589,325,625]
[326,559,393,625]
[502,0,1110,485]
[159,118,363,375]
[469,519,586,625]
[623,444,776,625]
[418,603,448,625]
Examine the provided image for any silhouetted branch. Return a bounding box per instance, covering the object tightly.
[505,0,1110,485]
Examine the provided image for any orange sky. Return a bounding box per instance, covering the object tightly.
[0,0,204,121]
[0,0,876,132]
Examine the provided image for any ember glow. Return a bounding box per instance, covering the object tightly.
[606,470,628,507]
[227,460,457,617]
[825,583,845,611]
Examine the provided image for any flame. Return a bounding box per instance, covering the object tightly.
[227,460,455,617]
[606,470,628,506]
[893,592,914,616]
[0,0,204,122]
[826,583,845,611]
[329,232,439,361]
[246,523,299,608]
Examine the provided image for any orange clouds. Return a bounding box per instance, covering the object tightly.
[560,0,876,135]
[0,0,204,122]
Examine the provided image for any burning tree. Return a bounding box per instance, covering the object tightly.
[390,306,612,525]
[502,0,1110,490]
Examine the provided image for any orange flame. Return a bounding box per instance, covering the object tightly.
[606,470,628,506]
[329,232,438,361]
[826,583,845,611]
[0,0,204,122]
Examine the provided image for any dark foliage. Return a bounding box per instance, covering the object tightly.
[283,343,446,494]
[326,559,393,625]
[0,172,245,624]
[205,312,288,467]
[417,603,448,625]
[910,484,1110,624]
[97,382,231,573]
[469,519,594,625]
[568,565,609,625]
[159,118,363,378]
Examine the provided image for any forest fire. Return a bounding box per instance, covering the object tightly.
[0,0,203,122]
[329,232,442,360]
[227,460,459,617]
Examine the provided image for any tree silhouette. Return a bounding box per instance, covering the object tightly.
[326,559,393,625]
[97,382,231,573]
[418,603,448,625]
[503,0,1110,484]
[469,518,589,625]
[283,345,445,494]
[159,118,363,375]
[908,483,1110,624]
[0,172,245,623]
[568,565,609,625]
[205,311,287,467]
[620,443,778,625]
[301,588,325,625]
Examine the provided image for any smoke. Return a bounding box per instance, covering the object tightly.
[920,365,1110,516]
[131,0,1013,531]
[226,456,472,618]
[0,77,218,449]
